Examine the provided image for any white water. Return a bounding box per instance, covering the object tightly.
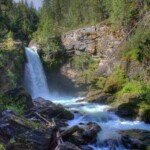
[24,47,50,99]
[24,47,150,150]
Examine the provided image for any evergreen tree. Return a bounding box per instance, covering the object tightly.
[110,0,131,28]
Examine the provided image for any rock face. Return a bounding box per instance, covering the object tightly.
[61,24,125,77]
[61,25,124,56]
[121,130,150,150]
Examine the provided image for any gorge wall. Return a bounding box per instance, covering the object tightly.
[60,23,125,81]
[60,22,149,83]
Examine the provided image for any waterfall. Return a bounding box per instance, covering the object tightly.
[24,47,50,99]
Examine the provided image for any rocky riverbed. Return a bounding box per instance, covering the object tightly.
[0,87,150,150]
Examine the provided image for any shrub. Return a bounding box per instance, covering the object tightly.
[7,69,17,88]
[123,17,150,63]
[6,104,24,115]
[72,53,92,71]
[104,67,127,93]
[96,77,107,89]
[41,36,65,69]
[119,81,143,95]
[75,59,99,88]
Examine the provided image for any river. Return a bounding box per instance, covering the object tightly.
[24,47,150,150]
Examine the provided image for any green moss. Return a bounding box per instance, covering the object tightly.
[119,81,143,95]
[0,143,6,150]
[72,53,92,71]
[6,104,24,115]
[76,59,99,87]
[96,77,107,89]
[104,67,127,93]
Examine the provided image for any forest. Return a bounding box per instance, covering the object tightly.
[0,0,150,150]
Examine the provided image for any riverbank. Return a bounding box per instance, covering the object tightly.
[0,89,150,150]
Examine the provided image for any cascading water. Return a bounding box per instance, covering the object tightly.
[24,47,150,150]
[24,47,50,99]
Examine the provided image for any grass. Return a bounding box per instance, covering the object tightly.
[104,67,127,93]
[6,104,24,115]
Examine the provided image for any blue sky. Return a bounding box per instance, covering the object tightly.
[14,0,43,9]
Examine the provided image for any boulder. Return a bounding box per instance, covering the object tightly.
[121,130,150,150]
[33,98,74,121]
[116,102,139,120]
[102,139,119,150]
[55,142,81,150]
[62,122,101,146]
[140,108,150,124]
[82,122,101,143]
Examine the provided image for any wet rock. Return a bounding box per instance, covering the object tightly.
[0,110,52,150]
[62,125,85,145]
[102,139,119,150]
[80,145,93,150]
[55,142,81,150]
[2,87,33,112]
[116,102,139,120]
[33,98,74,121]
[82,122,101,143]
[140,108,150,124]
[121,130,150,150]
[62,122,101,146]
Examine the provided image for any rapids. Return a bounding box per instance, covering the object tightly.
[24,47,150,150]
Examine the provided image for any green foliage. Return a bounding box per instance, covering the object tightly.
[104,67,127,93]
[95,77,107,89]
[72,53,92,71]
[7,69,17,87]
[124,17,150,63]
[36,0,109,43]
[119,81,143,95]
[0,93,24,115]
[110,0,130,28]
[0,48,25,91]
[41,36,64,69]
[0,0,39,41]
[6,104,24,115]
[0,143,5,150]
[75,59,99,87]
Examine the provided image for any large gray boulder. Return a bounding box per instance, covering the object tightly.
[33,98,74,121]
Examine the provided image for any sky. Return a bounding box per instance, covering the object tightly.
[14,0,43,9]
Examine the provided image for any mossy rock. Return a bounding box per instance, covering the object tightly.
[121,129,150,150]
[140,108,150,124]
[116,102,139,119]
[117,93,140,104]
[86,90,112,104]
[2,87,33,113]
